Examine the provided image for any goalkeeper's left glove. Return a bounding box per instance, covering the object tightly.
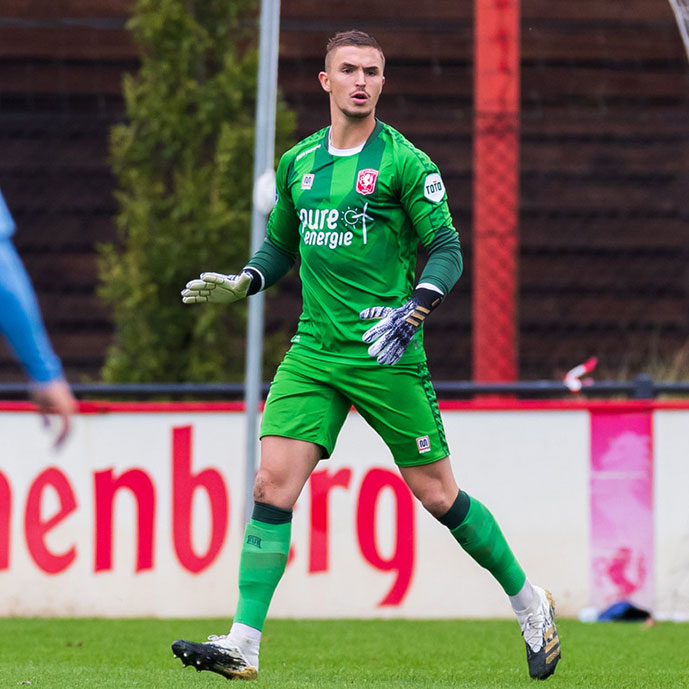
[360,287,442,365]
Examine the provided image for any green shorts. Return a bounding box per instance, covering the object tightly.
[260,345,449,467]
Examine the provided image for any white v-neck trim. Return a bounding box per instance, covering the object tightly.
[327,130,365,157]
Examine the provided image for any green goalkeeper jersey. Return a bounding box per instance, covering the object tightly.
[262,120,457,365]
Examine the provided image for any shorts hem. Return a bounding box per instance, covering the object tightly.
[259,431,332,459]
[393,451,450,468]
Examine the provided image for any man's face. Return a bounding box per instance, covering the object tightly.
[319,45,385,120]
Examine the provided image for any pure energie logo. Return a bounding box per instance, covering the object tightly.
[299,204,373,246]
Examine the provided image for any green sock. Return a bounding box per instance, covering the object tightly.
[234,504,292,631]
[447,492,526,596]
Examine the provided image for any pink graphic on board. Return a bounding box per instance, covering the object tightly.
[590,411,654,612]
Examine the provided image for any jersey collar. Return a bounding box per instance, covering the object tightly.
[323,119,384,156]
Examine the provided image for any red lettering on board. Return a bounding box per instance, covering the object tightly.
[309,468,352,572]
[356,468,415,606]
[25,467,77,574]
[94,468,155,572]
[0,471,10,570]
[172,426,228,573]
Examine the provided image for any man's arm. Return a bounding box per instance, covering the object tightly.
[361,152,463,365]
[181,237,297,304]
[244,237,298,292]
[417,225,463,297]
[360,229,462,366]
[0,239,63,382]
[0,238,77,446]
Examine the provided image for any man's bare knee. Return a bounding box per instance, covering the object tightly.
[415,489,455,519]
[252,469,271,504]
[252,436,322,510]
[253,466,289,505]
[400,457,458,518]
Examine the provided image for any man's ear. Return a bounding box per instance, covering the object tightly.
[318,71,331,93]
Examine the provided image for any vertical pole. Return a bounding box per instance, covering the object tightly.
[244,0,280,525]
[472,0,520,382]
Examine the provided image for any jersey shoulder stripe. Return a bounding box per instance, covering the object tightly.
[283,127,328,164]
[380,122,438,172]
[278,127,328,187]
[378,122,442,202]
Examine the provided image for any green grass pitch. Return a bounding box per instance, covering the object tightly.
[1,617,688,688]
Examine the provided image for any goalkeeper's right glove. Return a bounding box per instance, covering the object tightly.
[181,269,260,304]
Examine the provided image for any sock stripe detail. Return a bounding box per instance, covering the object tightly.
[438,490,471,530]
[252,501,293,524]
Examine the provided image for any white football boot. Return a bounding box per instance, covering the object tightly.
[518,585,561,679]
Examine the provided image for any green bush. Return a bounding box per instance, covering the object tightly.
[99,0,295,383]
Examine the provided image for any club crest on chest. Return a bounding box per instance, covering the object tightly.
[356,168,379,195]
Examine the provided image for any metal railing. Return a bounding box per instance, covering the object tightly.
[0,374,684,401]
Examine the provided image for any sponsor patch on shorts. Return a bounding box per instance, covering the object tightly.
[416,435,431,453]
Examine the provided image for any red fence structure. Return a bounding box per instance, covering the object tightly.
[473,0,520,382]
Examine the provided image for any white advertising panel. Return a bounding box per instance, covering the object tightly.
[0,405,590,618]
[274,409,590,619]
[653,409,689,621]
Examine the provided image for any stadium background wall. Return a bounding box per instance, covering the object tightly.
[1,1,689,383]
[1,399,688,621]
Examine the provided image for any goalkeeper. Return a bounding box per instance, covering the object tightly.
[173,30,560,682]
